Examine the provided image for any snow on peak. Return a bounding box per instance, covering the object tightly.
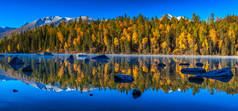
[165,14,183,20]
[24,16,94,28]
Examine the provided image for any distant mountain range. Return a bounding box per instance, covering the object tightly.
[0,26,16,33]
[0,14,182,39]
[0,16,93,38]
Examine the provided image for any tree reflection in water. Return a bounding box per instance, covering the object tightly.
[0,55,237,96]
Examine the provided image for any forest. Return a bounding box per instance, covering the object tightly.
[1,14,238,55]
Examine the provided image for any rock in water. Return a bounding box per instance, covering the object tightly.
[158,63,166,69]
[13,89,18,93]
[9,57,24,70]
[9,57,24,65]
[44,52,53,56]
[67,55,74,64]
[92,55,109,62]
[181,68,206,74]
[196,63,203,67]
[0,55,4,57]
[22,65,33,76]
[203,68,233,77]
[188,76,204,84]
[182,68,233,83]
[85,58,90,63]
[132,89,142,99]
[114,74,134,83]
[179,63,190,66]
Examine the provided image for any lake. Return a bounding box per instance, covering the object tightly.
[0,54,238,111]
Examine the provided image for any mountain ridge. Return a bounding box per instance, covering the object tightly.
[0,16,93,38]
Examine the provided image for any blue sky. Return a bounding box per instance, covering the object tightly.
[1,0,238,27]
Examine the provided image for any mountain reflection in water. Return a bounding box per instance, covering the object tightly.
[0,54,238,96]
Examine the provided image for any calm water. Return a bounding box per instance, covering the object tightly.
[0,54,238,111]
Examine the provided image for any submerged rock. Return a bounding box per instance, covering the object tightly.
[22,65,33,72]
[114,74,134,83]
[181,68,206,74]
[85,58,90,63]
[44,52,53,56]
[179,63,190,66]
[157,63,166,69]
[196,63,203,67]
[188,76,204,84]
[92,55,109,62]
[13,89,18,93]
[204,68,233,77]
[9,57,24,70]
[0,55,4,57]
[9,57,24,65]
[36,54,42,56]
[182,68,233,82]
[132,89,142,99]
[22,65,33,76]
[128,59,139,65]
[67,55,74,64]
[206,74,233,82]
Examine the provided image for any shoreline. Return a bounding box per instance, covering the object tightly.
[1,53,238,58]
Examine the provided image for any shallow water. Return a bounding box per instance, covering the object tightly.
[0,54,238,111]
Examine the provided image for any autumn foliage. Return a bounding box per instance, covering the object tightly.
[1,14,238,55]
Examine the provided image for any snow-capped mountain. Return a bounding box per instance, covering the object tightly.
[22,16,94,28]
[0,16,93,38]
[0,26,16,33]
[166,14,183,20]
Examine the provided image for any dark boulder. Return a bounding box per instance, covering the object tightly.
[67,55,74,64]
[92,55,109,62]
[13,89,18,93]
[132,89,142,99]
[181,68,206,74]
[22,65,33,76]
[114,74,134,83]
[182,68,233,83]
[128,59,139,65]
[196,63,203,67]
[179,63,190,66]
[206,74,233,82]
[188,76,204,84]
[9,57,24,65]
[9,57,24,70]
[85,58,90,63]
[44,52,53,56]
[158,63,166,69]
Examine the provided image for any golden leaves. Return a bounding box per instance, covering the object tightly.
[57,31,64,44]
[132,31,139,44]
[142,37,148,45]
[209,29,217,43]
[57,66,64,79]
[161,41,167,49]
[114,37,119,46]
[92,34,96,42]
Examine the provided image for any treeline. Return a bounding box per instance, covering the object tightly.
[1,14,238,55]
